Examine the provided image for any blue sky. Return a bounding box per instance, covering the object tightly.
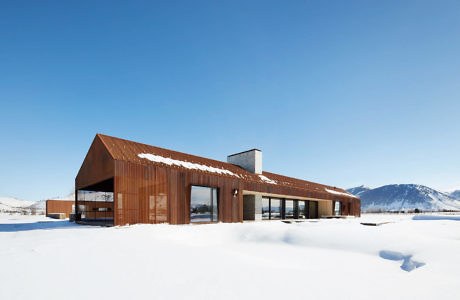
[1,0,459,201]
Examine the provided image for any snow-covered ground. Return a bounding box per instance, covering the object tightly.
[1,213,459,300]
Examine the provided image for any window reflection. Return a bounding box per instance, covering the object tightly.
[270,198,281,219]
[77,190,114,226]
[285,200,294,219]
[260,198,320,220]
[334,201,341,216]
[190,186,218,223]
[262,198,270,220]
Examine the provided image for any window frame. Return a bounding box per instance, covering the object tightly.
[190,185,219,223]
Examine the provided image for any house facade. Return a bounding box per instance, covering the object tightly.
[75,134,360,226]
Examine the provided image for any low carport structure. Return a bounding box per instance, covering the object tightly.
[46,200,74,219]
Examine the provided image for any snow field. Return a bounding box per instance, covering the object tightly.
[0,213,459,300]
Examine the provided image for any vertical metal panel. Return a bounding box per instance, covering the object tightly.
[74,134,362,226]
[112,160,361,226]
[46,200,74,218]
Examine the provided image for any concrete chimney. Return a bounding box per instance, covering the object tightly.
[227,149,262,174]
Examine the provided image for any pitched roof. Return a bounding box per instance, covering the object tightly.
[97,134,357,200]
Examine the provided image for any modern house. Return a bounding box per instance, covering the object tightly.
[75,134,360,226]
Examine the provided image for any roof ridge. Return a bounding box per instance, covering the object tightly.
[96,133,116,159]
[96,133,245,170]
[95,134,355,198]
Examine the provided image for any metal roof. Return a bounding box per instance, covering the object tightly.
[97,134,357,200]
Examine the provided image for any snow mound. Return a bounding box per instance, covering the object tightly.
[0,213,460,299]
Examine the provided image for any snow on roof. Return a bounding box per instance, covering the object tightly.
[325,188,356,198]
[258,174,277,185]
[138,153,240,178]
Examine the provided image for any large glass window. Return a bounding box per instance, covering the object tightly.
[334,201,341,216]
[262,198,270,220]
[261,197,281,220]
[270,198,281,220]
[190,186,218,223]
[285,200,295,219]
[261,198,322,220]
[298,201,306,219]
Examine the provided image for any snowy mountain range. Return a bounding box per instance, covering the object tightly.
[347,184,460,212]
[0,192,74,214]
[450,190,460,200]
[0,197,44,214]
[2,186,460,214]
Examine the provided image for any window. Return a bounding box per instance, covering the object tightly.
[270,198,281,219]
[285,200,295,219]
[261,197,281,220]
[262,198,270,220]
[334,201,341,216]
[298,201,306,219]
[190,186,218,223]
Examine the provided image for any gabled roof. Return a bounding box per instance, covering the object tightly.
[97,134,357,200]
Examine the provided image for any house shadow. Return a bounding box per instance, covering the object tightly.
[0,220,80,232]
[413,215,460,221]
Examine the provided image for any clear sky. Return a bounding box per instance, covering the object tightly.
[1,0,459,201]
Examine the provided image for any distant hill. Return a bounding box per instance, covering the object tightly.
[450,190,460,200]
[346,185,372,198]
[0,197,42,214]
[0,197,34,211]
[0,193,74,215]
[347,184,460,212]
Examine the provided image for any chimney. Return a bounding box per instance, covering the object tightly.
[227,149,262,174]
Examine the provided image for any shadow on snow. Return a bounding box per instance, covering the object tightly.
[379,250,425,272]
[0,220,82,232]
[413,215,460,221]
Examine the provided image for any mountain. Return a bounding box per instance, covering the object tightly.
[347,184,460,212]
[49,192,75,201]
[450,190,460,200]
[28,200,46,211]
[346,185,372,198]
[0,197,37,213]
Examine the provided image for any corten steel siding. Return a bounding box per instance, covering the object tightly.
[111,161,358,226]
[76,134,361,226]
[46,200,74,218]
[76,136,114,190]
[113,160,243,225]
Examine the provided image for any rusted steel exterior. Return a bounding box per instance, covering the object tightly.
[76,134,360,226]
[46,200,74,218]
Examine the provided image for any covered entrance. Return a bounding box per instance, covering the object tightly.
[76,178,114,226]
